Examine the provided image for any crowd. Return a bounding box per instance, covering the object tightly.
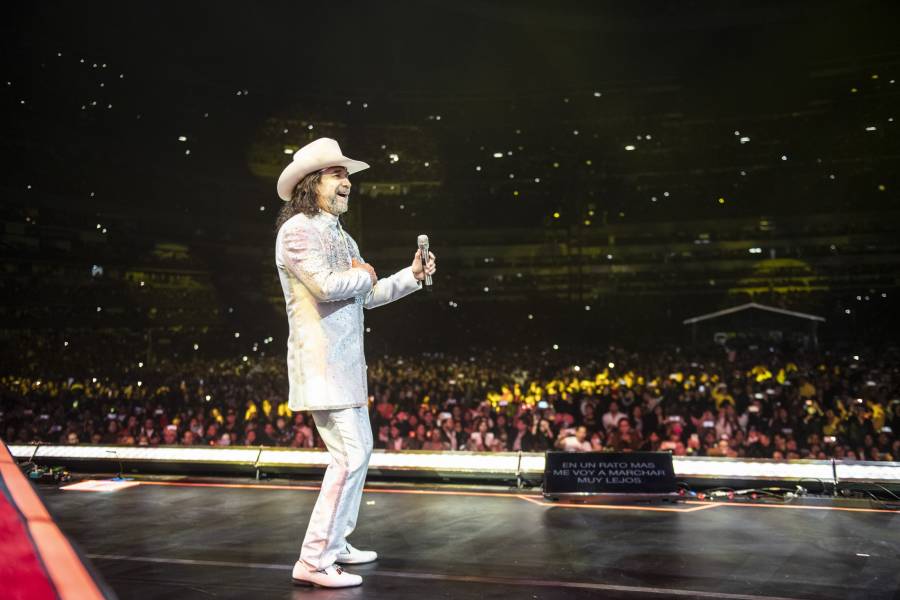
[1,344,898,462]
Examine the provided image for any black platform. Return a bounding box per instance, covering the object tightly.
[35,476,900,600]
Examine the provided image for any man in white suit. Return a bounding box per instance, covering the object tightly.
[274,138,436,588]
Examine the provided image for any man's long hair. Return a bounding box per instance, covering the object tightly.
[274,170,323,235]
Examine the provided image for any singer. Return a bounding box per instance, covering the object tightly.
[273,138,436,588]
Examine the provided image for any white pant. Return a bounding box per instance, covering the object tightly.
[299,406,373,571]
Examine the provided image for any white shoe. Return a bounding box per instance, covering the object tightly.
[336,542,378,564]
[291,562,362,588]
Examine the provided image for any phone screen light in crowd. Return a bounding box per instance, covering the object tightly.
[765,389,775,395]
[824,436,837,444]
[537,401,549,409]
[856,398,864,404]
[754,393,764,399]
[748,405,760,413]
[608,362,615,369]
[573,365,581,372]
[883,427,893,433]
[702,420,715,428]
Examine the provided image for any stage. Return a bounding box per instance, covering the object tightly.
[35,475,900,600]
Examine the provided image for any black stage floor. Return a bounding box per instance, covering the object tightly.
[36,476,900,600]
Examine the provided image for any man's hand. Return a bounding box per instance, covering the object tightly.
[351,259,377,286]
[411,249,436,282]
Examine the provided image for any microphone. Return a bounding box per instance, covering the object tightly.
[417,234,432,289]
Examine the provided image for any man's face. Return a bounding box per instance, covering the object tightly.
[316,166,352,215]
[575,426,587,442]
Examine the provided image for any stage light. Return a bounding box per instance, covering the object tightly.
[17,448,895,485]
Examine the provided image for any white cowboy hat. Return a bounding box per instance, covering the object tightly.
[276,138,370,201]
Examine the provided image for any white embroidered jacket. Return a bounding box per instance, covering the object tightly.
[275,211,421,411]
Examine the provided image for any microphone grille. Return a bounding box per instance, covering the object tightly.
[417,234,429,246]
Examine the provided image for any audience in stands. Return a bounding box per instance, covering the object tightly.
[2,345,898,462]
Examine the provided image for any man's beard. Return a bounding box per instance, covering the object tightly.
[327,193,349,215]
